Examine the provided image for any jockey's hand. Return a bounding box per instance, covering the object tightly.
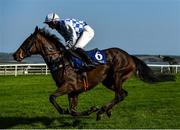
[65,40,73,49]
[66,40,74,49]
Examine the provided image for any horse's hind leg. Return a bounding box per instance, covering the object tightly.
[105,89,128,118]
[97,73,127,120]
[96,89,126,120]
[68,93,99,116]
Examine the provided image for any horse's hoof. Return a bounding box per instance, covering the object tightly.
[96,107,106,121]
[106,110,112,118]
[96,113,102,121]
[63,108,70,114]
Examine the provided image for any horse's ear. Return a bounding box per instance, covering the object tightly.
[35,26,39,33]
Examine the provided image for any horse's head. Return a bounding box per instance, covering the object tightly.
[13,26,41,61]
[13,26,65,62]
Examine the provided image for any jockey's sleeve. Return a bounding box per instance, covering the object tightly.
[64,23,77,44]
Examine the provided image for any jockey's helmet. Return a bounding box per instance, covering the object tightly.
[44,13,60,23]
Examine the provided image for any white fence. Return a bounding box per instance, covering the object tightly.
[0,63,180,76]
[0,63,49,76]
[148,64,180,73]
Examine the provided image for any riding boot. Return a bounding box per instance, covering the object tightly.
[67,49,82,60]
[66,49,83,68]
[75,48,96,69]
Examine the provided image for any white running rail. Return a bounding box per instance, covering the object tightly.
[148,64,180,73]
[0,63,180,76]
[0,63,49,76]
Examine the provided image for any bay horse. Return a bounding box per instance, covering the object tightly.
[13,27,175,120]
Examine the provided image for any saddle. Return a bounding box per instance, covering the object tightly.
[69,48,107,91]
[69,48,107,71]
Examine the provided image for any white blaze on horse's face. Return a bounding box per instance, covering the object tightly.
[13,48,24,62]
[19,49,24,59]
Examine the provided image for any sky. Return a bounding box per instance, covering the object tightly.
[0,0,180,55]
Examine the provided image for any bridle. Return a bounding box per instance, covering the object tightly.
[21,34,38,57]
[20,31,69,71]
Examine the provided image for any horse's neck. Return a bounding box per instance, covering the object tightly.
[36,35,68,72]
[38,41,60,63]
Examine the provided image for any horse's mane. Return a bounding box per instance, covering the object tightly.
[37,28,66,50]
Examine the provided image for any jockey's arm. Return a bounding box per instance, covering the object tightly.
[64,23,77,48]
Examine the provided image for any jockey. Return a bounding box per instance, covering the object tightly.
[44,13,95,69]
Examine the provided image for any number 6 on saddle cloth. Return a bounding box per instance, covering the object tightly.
[69,48,107,70]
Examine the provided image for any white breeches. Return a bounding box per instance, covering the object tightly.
[75,25,95,49]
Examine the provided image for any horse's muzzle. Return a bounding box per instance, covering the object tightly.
[13,49,24,62]
[13,53,21,62]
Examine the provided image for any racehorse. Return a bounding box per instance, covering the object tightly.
[13,27,175,120]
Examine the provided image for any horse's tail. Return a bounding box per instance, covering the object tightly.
[131,55,175,83]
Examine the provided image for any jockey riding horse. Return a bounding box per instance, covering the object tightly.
[44,13,96,70]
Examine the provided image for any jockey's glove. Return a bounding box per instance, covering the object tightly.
[66,40,76,50]
[65,40,74,49]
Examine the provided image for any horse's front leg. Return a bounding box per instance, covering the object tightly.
[68,93,99,116]
[49,83,71,115]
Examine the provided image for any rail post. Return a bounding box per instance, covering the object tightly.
[161,66,163,73]
[15,65,17,77]
[45,65,48,75]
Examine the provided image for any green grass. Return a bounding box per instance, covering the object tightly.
[0,74,180,129]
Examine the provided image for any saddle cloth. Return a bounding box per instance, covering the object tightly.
[70,48,106,70]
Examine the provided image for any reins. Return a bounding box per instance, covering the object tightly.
[35,28,90,91]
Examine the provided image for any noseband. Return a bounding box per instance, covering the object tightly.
[21,34,37,56]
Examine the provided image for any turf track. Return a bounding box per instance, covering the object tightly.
[0,74,179,128]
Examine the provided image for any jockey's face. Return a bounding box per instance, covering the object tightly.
[47,22,56,29]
